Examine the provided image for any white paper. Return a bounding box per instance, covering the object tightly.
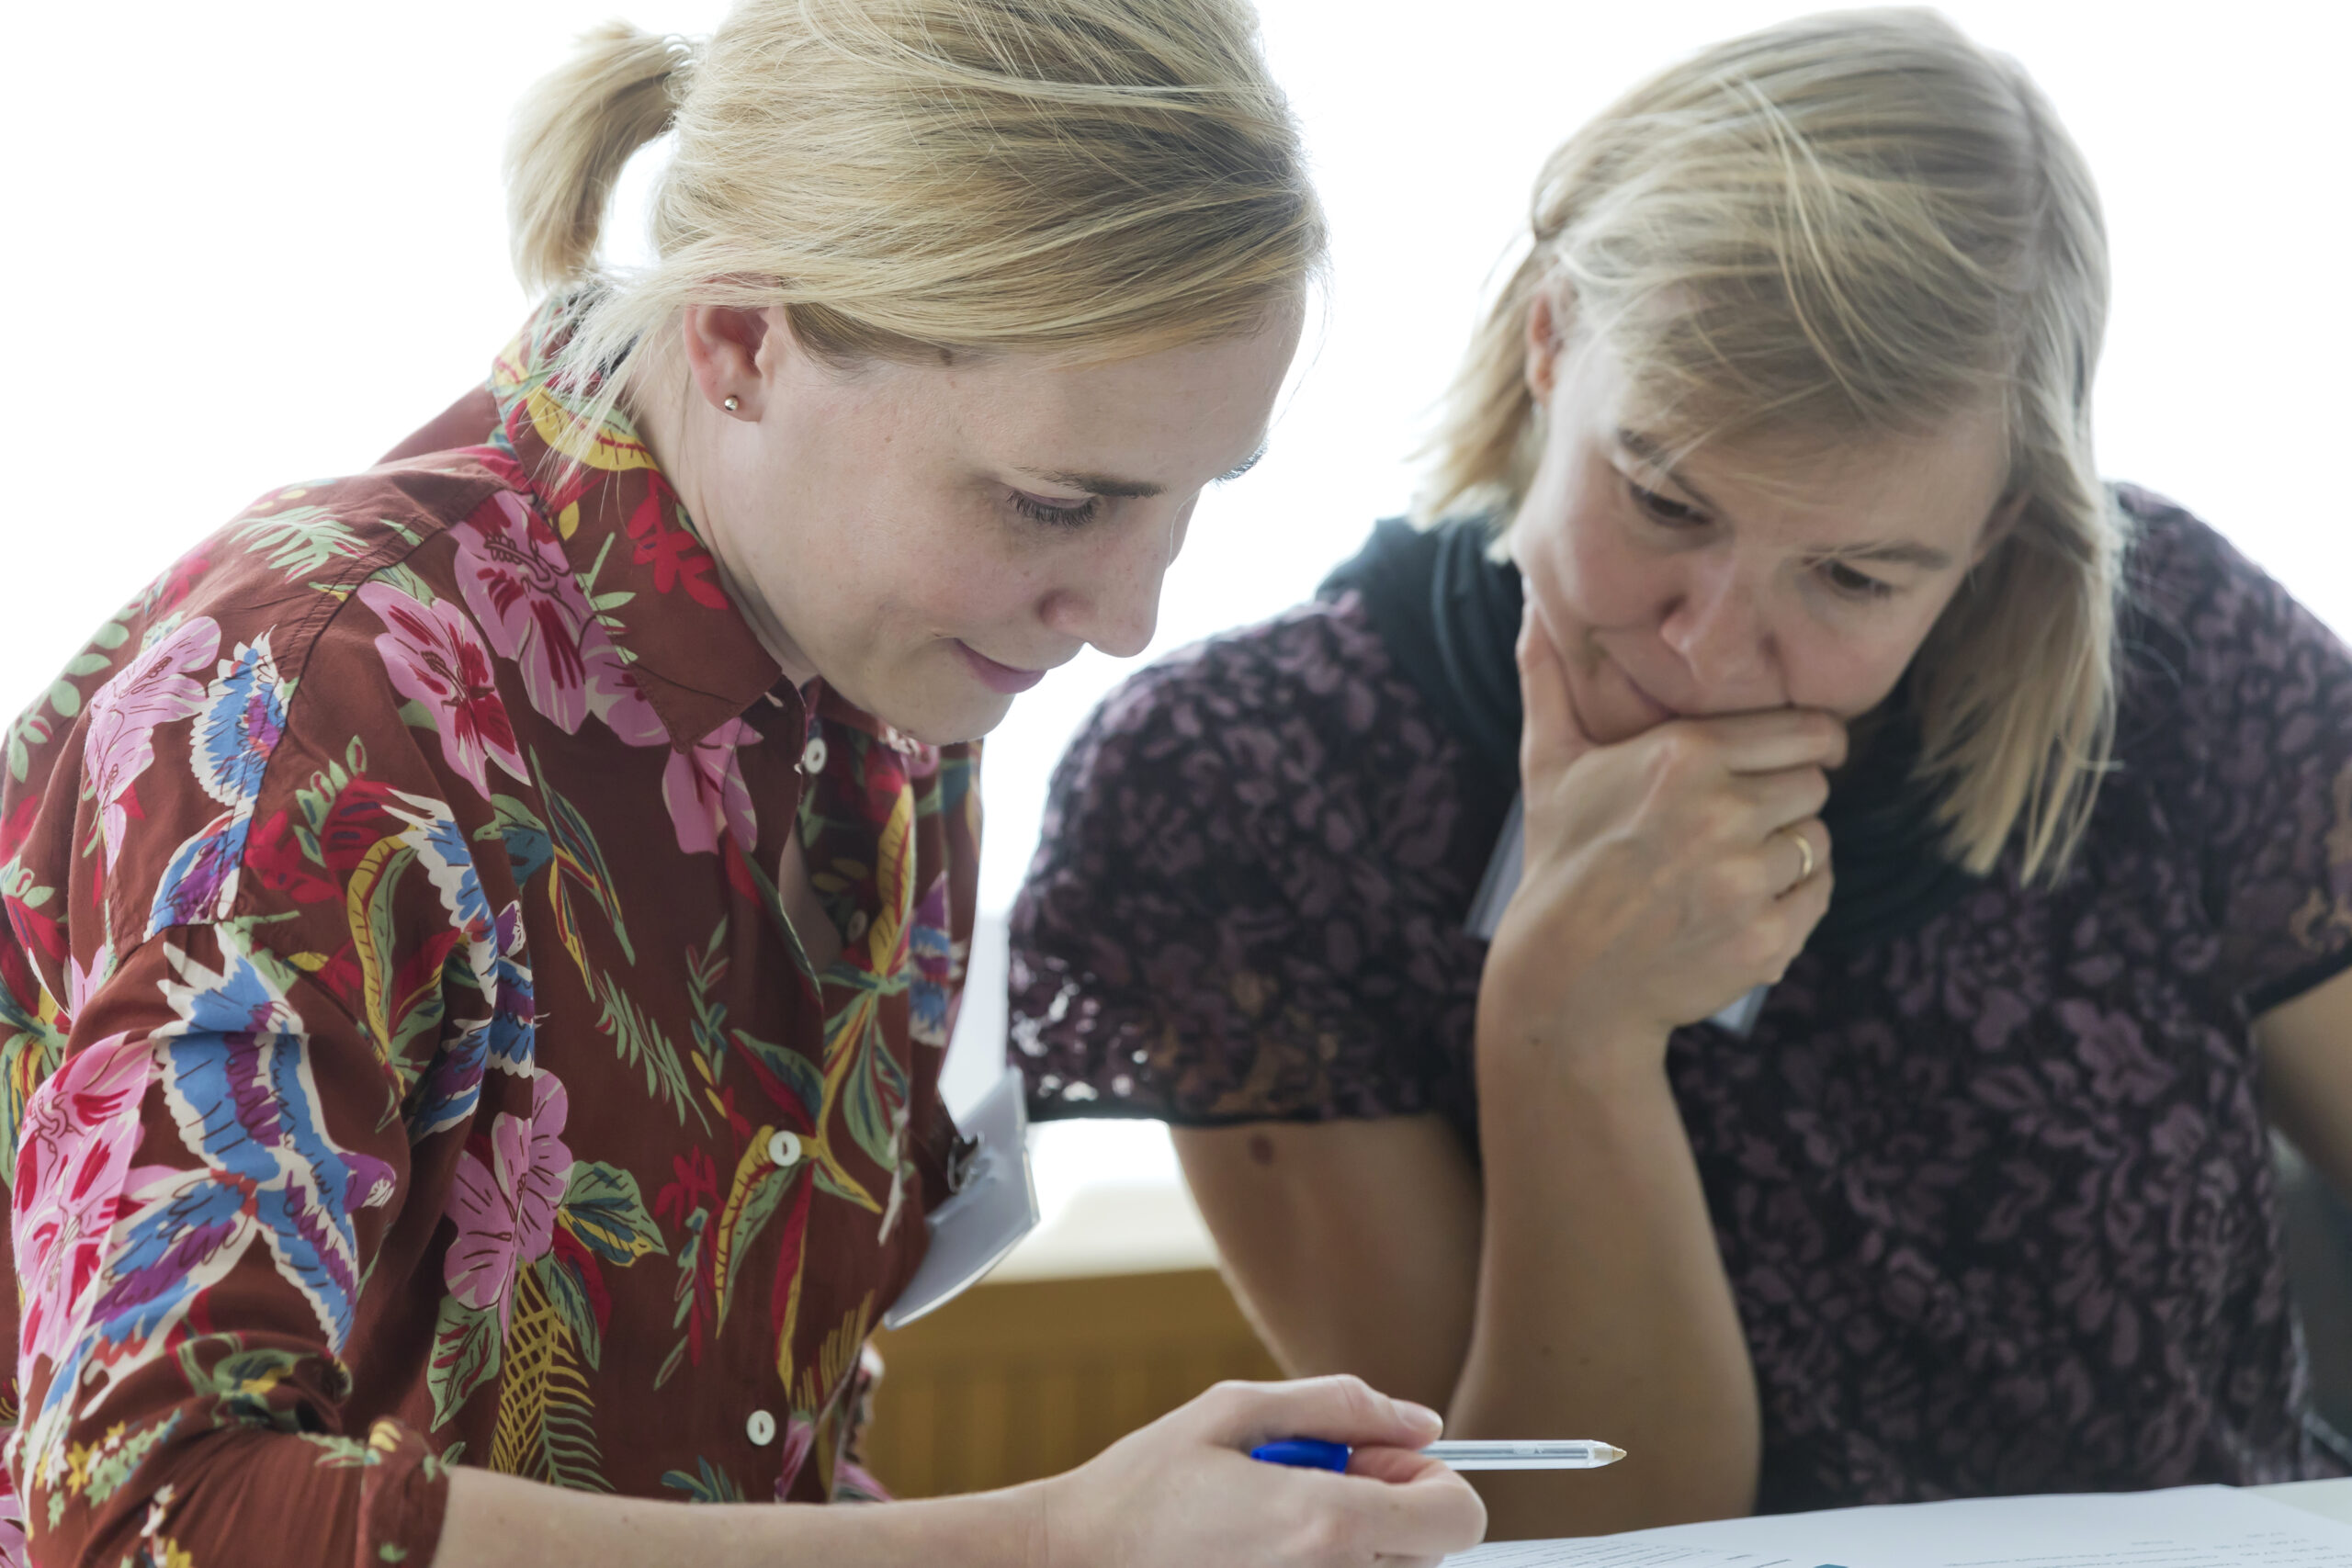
[881,1066,1039,1329]
[1444,1486,2352,1568]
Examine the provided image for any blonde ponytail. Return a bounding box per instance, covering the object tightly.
[501,0,1321,443]
[506,23,692,294]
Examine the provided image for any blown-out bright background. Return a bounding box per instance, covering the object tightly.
[6,0,2346,1224]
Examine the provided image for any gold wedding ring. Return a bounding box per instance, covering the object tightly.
[1777,825,1815,886]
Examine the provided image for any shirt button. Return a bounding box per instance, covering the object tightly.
[845,909,869,942]
[800,735,828,774]
[767,1130,802,1168]
[747,1409,776,1447]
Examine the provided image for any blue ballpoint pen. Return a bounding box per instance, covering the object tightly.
[1250,1438,1626,1472]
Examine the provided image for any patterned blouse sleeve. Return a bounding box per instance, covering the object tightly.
[1009,604,1470,1125]
[2145,494,2352,1015]
[3,596,471,1565]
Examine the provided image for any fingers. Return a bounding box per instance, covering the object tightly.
[1333,1450,1490,1561]
[1771,818,1829,898]
[1686,707,1849,774]
[1733,764,1831,835]
[1194,1375,1444,1453]
[1517,601,1596,780]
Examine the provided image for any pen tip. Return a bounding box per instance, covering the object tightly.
[1602,1444,1626,1465]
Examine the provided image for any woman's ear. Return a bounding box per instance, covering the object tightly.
[678,304,778,417]
[1524,288,1571,405]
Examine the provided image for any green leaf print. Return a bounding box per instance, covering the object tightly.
[558,1161,668,1266]
[589,971,704,1129]
[715,1164,795,1334]
[478,795,554,888]
[490,1258,610,1493]
[729,1029,825,1128]
[538,760,637,968]
[537,1251,604,1371]
[660,1459,745,1504]
[230,505,375,581]
[175,1336,312,1427]
[426,1294,503,1429]
[839,1014,912,1173]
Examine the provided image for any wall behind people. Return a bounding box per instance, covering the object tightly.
[7,0,2345,1031]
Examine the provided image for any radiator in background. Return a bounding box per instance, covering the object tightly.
[864,1267,1279,1497]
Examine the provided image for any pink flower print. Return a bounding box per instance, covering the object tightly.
[662,718,759,855]
[453,491,632,737]
[443,1071,574,1329]
[80,616,221,868]
[775,1413,817,1497]
[0,1461,23,1567]
[357,581,529,798]
[589,664,668,750]
[12,1032,170,1374]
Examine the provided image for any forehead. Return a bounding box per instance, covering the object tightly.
[1588,355,2011,549]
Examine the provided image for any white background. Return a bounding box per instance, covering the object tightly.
[6,0,2345,1212]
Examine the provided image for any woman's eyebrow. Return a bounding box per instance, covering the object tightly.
[1018,467,1163,499]
[1816,539,1956,570]
[1017,439,1268,498]
[1616,427,1724,514]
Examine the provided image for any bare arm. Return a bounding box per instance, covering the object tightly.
[1177,609,1843,1540]
[432,1376,1487,1568]
[1175,1117,1484,1415]
[1177,1081,1757,1538]
[2258,964,2352,1200]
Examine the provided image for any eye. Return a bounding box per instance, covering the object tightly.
[1821,559,1894,600]
[1008,490,1100,528]
[1627,480,1706,528]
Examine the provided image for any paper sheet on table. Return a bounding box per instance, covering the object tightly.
[1445,1485,2352,1568]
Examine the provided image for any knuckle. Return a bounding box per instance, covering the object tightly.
[1702,860,1758,908]
[1294,1507,1355,1562]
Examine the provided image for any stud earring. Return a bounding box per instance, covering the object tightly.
[722,395,741,412]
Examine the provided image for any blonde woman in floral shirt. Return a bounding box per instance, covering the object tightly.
[0,3,1486,1566]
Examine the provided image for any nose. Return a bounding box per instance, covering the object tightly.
[1042,503,1191,659]
[1657,553,1772,691]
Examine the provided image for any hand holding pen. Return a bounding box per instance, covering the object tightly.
[1255,1438,1626,1472]
[1036,1374,1486,1566]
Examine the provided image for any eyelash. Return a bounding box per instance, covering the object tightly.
[1628,480,1705,528]
[1821,559,1894,600]
[1009,491,1100,528]
[1629,479,1895,602]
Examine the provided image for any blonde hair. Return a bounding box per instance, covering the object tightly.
[1423,7,2119,884]
[504,0,1321,437]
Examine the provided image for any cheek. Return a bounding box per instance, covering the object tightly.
[1520,499,1661,636]
[1782,604,1948,716]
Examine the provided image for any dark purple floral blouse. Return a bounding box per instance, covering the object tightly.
[1010,489,2352,1512]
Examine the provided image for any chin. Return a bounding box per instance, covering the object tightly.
[882,688,1015,749]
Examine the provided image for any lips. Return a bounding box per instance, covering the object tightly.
[955,641,1047,695]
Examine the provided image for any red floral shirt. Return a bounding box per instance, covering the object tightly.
[0,297,978,1566]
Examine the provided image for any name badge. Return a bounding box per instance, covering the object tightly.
[882,1066,1041,1329]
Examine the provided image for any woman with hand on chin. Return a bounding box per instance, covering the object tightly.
[1012,6,2352,1540]
[0,3,1487,1565]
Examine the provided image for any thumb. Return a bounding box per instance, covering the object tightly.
[1517,598,1596,782]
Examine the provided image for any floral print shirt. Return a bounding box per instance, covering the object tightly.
[0,296,978,1567]
[1012,491,2352,1510]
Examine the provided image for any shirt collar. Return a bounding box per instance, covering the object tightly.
[485,294,786,748]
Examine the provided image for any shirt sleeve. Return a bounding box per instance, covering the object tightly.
[2142,494,2352,1016]
[5,592,481,1567]
[1008,602,1477,1126]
